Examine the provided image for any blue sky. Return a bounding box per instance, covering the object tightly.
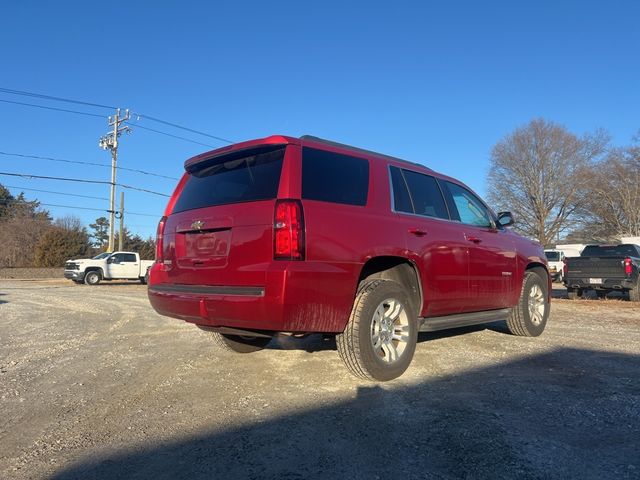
[1,1,639,239]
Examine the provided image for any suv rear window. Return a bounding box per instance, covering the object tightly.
[173,146,285,213]
[302,147,369,206]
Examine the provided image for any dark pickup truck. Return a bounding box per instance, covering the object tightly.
[564,244,640,301]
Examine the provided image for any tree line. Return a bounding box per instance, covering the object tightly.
[488,119,639,246]
[0,185,155,268]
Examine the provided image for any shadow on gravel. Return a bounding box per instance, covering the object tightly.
[52,348,639,480]
[0,292,7,305]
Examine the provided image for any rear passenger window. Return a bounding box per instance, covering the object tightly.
[302,148,369,206]
[389,167,413,213]
[390,167,449,220]
[123,254,137,263]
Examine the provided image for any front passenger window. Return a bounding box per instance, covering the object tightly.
[445,182,493,228]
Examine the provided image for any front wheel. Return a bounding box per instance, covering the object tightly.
[506,271,549,337]
[84,271,101,286]
[210,331,271,353]
[337,280,418,382]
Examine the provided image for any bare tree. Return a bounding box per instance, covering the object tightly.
[487,119,607,246]
[580,136,640,240]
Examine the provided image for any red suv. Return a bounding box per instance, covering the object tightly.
[148,135,550,381]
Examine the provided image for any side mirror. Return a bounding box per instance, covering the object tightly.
[107,257,115,264]
[497,211,515,227]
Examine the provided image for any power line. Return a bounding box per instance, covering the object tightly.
[0,150,179,180]
[0,199,159,218]
[127,122,218,148]
[0,98,105,118]
[2,185,109,201]
[0,171,170,197]
[0,87,116,110]
[0,86,233,145]
[132,113,234,144]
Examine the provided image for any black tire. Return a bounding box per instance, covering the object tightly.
[506,271,549,337]
[567,288,582,300]
[140,270,149,285]
[210,331,271,353]
[629,281,640,302]
[84,270,101,286]
[336,280,418,382]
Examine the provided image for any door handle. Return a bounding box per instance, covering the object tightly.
[408,228,427,237]
[466,235,482,244]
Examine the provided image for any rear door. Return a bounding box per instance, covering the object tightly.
[389,167,472,316]
[162,145,289,286]
[441,181,516,311]
[107,253,139,279]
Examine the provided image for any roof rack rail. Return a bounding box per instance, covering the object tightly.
[299,135,430,171]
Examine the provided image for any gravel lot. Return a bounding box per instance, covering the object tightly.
[0,279,638,479]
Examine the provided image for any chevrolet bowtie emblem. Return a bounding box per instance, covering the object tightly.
[191,220,204,230]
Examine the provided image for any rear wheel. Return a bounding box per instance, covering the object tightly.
[336,280,417,382]
[84,271,101,286]
[210,332,271,353]
[506,271,549,337]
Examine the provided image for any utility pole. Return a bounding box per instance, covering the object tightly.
[118,191,125,251]
[99,108,130,252]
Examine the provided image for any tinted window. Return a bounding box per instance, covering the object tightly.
[545,251,560,261]
[173,146,285,213]
[123,254,137,263]
[581,245,640,257]
[302,148,369,206]
[389,167,413,213]
[401,169,449,219]
[111,254,123,263]
[445,182,493,227]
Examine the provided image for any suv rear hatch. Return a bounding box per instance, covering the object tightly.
[159,144,288,287]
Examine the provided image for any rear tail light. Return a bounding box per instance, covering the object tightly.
[156,216,167,262]
[624,257,632,277]
[274,200,305,260]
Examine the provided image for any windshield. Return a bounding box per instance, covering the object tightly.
[581,245,639,257]
[92,253,110,260]
[545,251,560,261]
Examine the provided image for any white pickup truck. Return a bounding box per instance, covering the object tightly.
[64,251,155,285]
[544,249,566,282]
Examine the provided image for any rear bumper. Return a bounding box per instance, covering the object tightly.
[147,261,359,333]
[564,277,635,290]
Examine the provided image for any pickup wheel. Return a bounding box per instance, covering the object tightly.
[140,270,149,285]
[567,288,582,300]
[507,271,549,337]
[210,332,271,353]
[629,281,640,302]
[336,280,417,382]
[84,271,101,286]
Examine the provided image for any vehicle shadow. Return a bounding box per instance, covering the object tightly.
[51,348,640,480]
[0,292,7,305]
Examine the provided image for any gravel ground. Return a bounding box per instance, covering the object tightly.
[0,280,638,479]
